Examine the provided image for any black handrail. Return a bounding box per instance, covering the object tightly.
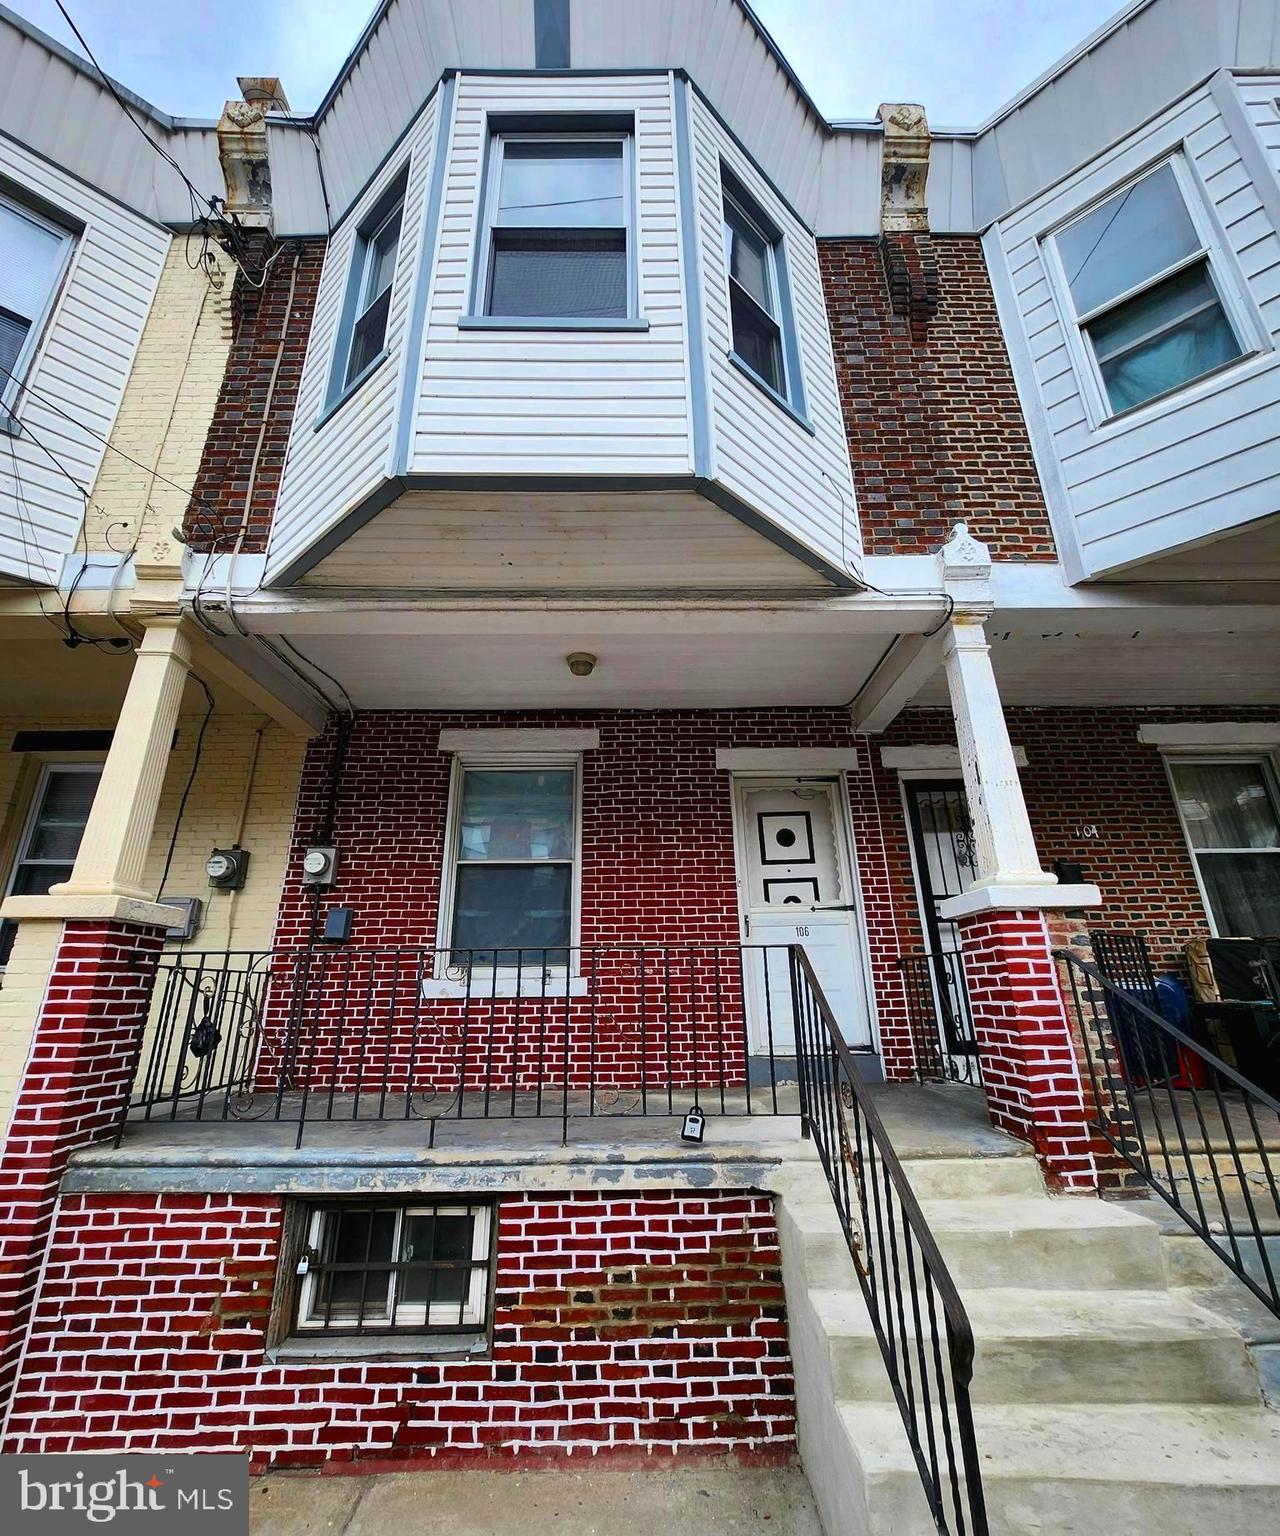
[898,950,981,1087]
[119,943,801,1148]
[1060,948,1280,1318]
[789,947,988,1535]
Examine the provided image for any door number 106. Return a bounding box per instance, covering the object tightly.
[794,925,809,937]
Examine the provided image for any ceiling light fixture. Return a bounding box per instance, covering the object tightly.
[566,652,597,677]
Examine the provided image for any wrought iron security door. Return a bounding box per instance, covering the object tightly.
[903,781,980,1074]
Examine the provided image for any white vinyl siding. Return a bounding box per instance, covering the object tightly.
[0,138,168,585]
[690,91,861,583]
[987,75,1280,581]
[409,73,689,477]
[265,94,438,585]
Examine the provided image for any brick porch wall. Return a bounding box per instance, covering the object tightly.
[0,921,165,1409]
[3,1190,796,1466]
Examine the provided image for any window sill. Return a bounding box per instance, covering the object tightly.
[457,314,649,332]
[727,351,814,434]
[313,350,390,433]
[271,1331,488,1363]
[421,974,590,1000]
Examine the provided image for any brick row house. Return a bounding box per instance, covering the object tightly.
[0,0,1279,1528]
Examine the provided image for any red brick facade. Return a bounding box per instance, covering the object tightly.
[185,235,326,553]
[4,1189,796,1466]
[0,921,165,1406]
[819,234,1059,560]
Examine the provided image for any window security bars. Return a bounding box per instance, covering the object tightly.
[119,943,809,1148]
[294,1202,492,1337]
[1060,948,1280,1319]
[898,951,982,1087]
[789,947,988,1535]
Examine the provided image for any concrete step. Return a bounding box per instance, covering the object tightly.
[919,1195,1168,1290]
[812,1285,1261,1406]
[837,1401,1280,1536]
[896,1152,1044,1200]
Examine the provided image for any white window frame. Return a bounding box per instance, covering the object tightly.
[434,752,584,975]
[1163,751,1280,939]
[1041,153,1262,430]
[295,1202,492,1333]
[324,171,407,413]
[0,190,75,418]
[472,128,637,322]
[722,184,787,392]
[0,761,102,966]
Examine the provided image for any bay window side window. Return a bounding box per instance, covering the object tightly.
[1047,160,1248,418]
[327,168,407,407]
[0,192,74,422]
[720,169,805,416]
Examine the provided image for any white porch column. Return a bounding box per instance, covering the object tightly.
[51,616,194,903]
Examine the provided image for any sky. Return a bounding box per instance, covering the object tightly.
[11,0,1126,124]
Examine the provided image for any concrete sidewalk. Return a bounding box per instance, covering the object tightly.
[250,1464,824,1535]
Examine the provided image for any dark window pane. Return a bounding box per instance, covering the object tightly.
[729,284,784,394]
[1170,761,1280,850]
[365,207,402,305]
[1196,854,1280,938]
[460,769,573,861]
[27,771,98,860]
[0,918,16,968]
[488,231,626,318]
[312,1208,397,1327]
[0,308,28,388]
[452,864,572,956]
[11,863,72,897]
[1058,164,1199,317]
[1090,263,1242,412]
[347,286,391,384]
[497,142,623,229]
[402,1211,473,1311]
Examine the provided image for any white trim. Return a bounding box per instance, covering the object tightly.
[1138,723,1280,750]
[0,191,76,417]
[880,745,1029,771]
[715,748,862,772]
[437,728,599,755]
[938,883,1102,918]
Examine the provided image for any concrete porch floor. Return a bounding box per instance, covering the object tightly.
[248,1464,824,1535]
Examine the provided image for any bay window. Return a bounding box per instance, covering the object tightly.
[1169,757,1280,937]
[1049,160,1245,417]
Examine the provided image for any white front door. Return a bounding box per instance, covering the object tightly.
[734,779,871,1054]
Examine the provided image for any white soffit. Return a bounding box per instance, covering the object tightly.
[437,728,600,753]
[714,749,864,772]
[1137,723,1280,750]
[880,746,1029,770]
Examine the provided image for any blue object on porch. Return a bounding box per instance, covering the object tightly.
[1155,974,1191,1030]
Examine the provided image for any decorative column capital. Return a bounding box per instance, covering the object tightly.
[936,521,992,612]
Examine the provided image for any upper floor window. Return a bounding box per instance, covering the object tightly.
[478,134,631,320]
[341,189,404,392]
[720,172,803,415]
[0,193,73,417]
[1049,162,1245,417]
[1169,757,1280,938]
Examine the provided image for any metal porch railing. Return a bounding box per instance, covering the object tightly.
[898,950,982,1087]
[1059,948,1280,1319]
[790,947,988,1534]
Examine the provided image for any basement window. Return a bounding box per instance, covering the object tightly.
[1048,160,1247,418]
[291,1201,493,1341]
[0,191,74,421]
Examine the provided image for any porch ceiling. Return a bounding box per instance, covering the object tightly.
[256,615,897,710]
[912,627,1280,708]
